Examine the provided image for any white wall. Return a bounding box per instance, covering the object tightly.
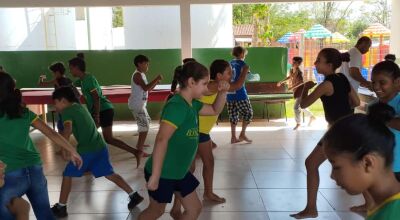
[390,0,400,60]
[123,6,181,49]
[0,7,76,51]
[191,4,233,48]
[87,7,113,50]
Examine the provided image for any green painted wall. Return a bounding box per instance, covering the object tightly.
[0,48,288,120]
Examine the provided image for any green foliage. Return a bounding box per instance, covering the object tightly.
[112,7,123,28]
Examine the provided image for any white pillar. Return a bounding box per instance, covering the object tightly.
[390,0,400,58]
[180,3,192,60]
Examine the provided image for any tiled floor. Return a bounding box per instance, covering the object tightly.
[27,118,366,220]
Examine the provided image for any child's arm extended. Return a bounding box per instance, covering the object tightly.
[199,81,230,116]
[38,78,56,87]
[133,73,162,91]
[348,86,360,108]
[147,122,176,191]
[300,81,333,108]
[32,119,82,169]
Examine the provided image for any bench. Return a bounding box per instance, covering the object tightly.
[246,82,293,121]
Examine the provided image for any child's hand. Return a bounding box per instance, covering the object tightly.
[0,161,6,188]
[218,81,230,92]
[147,175,159,191]
[304,81,316,90]
[277,82,281,87]
[7,197,30,217]
[70,151,83,169]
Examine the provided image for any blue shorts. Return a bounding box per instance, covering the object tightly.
[144,170,199,203]
[63,147,114,178]
[57,114,64,132]
[199,133,211,143]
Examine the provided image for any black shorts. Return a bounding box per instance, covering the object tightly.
[199,133,211,143]
[98,109,114,128]
[144,170,199,203]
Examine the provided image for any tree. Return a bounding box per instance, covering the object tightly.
[112,7,123,28]
[365,0,391,27]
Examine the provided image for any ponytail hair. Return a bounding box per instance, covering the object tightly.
[171,65,182,93]
[0,73,24,119]
[323,102,395,168]
[77,52,84,60]
[177,61,208,89]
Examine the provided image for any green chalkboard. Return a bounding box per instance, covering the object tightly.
[0,49,182,88]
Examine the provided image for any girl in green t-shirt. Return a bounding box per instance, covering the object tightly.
[138,61,230,220]
[0,73,82,220]
[323,103,400,220]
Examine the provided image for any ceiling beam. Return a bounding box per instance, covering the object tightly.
[0,0,354,8]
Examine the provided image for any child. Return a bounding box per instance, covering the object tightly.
[349,61,400,212]
[50,87,144,217]
[68,54,141,167]
[167,58,196,101]
[228,46,253,143]
[323,105,400,220]
[290,48,360,219]
[128,55,162,157]
[138,61,230,220]
[278,56,315,130]
[170,59,249,216]
[38,62,80,132]
[0,72,82,220]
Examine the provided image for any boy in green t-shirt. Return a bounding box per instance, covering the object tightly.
[50,87,144,218]
[69,55,141,167]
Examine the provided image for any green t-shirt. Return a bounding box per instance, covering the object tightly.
[0,109,42,173]
[62,103,106,154]
[74,74,113,114]
[145,94,203,179]
[367,192,400,220]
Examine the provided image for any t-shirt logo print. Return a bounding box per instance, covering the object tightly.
[186,128,199,137]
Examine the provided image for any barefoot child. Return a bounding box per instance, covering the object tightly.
[290,48,360,219]
[128,55,162,157]
[278,56,315,130]
[0,73,82,220]
[228,46,253,143]
[324,104,400,219]
[50,87,144,217]
[69,54,141,167]
[138,61,230,220]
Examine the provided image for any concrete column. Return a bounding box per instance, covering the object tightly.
[390,0,400,60]
[180,2,192,60]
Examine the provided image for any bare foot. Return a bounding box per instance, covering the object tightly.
[238,134,252,143]
[350,204,368,213]
[293,124,300,130]
[231,137,242,144]
[308,116,316,126]
[211,141,218,149]
[204,193,226,203]
[290,209,318,219]
[170,209,182,220]
[133,150,142,168]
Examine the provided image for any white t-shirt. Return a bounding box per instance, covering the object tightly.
[128,70,148,110]
[342,47,362,91]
